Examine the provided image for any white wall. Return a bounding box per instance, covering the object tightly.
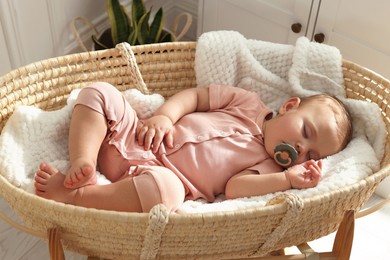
[0,0,198,76]
[0,20,12,76]
[0,0,107,73]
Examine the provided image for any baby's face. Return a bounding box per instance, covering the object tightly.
[263,97,342,166]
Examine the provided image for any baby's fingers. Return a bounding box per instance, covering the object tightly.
[305,166,321,186]
[136,124,148,146]
[143,128,156,151]
[310,160,322,175]
[164,131,174,149]
[317,160,323,170]
[152,130,165,153]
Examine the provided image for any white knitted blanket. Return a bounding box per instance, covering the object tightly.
[195,31,345,110]
[0,32,386,214]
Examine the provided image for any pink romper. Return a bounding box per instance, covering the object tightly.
[75,82,282,212]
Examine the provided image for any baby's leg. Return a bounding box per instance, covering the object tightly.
[130,165,186,212]
[35,163,185,213]
[35,163,143,212]
[64,82,134,188]
[64,104,107,188]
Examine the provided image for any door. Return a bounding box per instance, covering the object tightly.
[199,0,314,44]
[316,0,390,78]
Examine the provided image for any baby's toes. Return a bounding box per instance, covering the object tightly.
[64,174,75,187]
[40,163,59,175]
[35,172,47,185]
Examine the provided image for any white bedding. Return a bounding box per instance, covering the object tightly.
[0,33,386,214]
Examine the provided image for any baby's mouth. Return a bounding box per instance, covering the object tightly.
[273,143,298,167]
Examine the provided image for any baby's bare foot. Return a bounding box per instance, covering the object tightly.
[34,163,80,204]
[64,159,97,189]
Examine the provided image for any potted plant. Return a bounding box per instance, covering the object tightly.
[93,0,175,50]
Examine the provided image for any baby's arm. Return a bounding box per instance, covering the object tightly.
[137,87,210,152]
[225,160,322,199]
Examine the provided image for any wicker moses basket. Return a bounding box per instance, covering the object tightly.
[0,41,389,259]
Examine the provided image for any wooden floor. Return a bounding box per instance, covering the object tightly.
[1,195,389,260]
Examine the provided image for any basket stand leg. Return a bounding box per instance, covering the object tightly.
[246,210,355,259]
[48,228,65,260]
[332,210,355,260]
[297,210,355,260]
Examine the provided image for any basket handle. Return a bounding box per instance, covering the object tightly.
[141,204,169,259]
[70,16,99,52]
[172,12,193,41]
[115,42,149,94]
[250,193,304,257]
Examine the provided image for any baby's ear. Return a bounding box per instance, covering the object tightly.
[279,97,301,114]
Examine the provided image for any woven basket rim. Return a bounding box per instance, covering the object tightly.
[0,40,388,216]
[0,41,389,258]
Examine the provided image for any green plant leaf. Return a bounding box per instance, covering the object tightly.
[137,11,151,45]
[159,30,175,43]
[92,35,111,50]
[121,4,132,30]
[128,30,138,45]
[107,0,130,44]
[104,0,174,46]
[131,0,146,27]
[150,7,164,42]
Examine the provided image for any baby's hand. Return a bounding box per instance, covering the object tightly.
[285,160,322,189]
[136,115,173,153]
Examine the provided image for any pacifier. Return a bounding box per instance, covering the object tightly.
[273,143,298,167]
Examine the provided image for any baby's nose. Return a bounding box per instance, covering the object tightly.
[296,142,307,155]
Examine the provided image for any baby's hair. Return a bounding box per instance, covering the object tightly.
[300,94,353,151]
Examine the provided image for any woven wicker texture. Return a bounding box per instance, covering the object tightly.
[0,42,389,259]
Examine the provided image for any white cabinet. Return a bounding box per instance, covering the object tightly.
[199,0,390,79]
[199,0,315,44]
[316,0,390,79]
